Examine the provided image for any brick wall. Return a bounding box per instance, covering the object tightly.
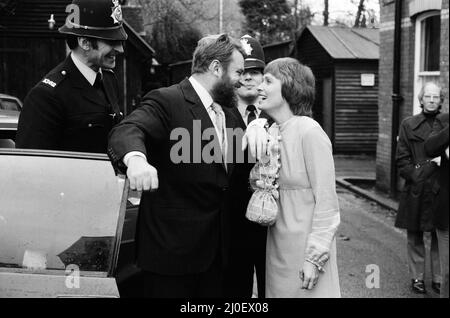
[377,0,449,193]
[441,0,449,112]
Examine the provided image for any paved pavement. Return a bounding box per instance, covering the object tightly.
[334,154,399,211]
[337,185,438,298]
[333,154,439,298]
[334,154,376,179]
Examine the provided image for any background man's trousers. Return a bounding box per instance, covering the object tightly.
[436,229,449,298]
[407,230,441,283]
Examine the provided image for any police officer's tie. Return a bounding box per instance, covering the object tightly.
[94,72,110,111]
[247,104,257,126]
[209,102,227,170]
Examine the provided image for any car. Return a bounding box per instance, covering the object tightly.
[0,149,129,297]
[0,94,21,148]
[0,110,18,148]
[0,125,143,297]
[0,93,23,112]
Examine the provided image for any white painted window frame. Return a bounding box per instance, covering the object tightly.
[413,10,441,115]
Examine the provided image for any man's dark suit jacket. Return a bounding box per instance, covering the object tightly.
[16,55,122,153]
[425,112,449,231]
[108,78,246,275]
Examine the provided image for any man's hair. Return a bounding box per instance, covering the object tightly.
[66,35,99,50]
[418,82,444,107]
[264,57,315,117]
[191,34,245,75]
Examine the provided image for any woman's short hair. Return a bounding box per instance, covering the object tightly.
[264,57,315,117]
[191,33,245,75]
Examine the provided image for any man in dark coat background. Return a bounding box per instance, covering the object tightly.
[16,0,126,153]
[395,82,443,294]
[425,112,449,298]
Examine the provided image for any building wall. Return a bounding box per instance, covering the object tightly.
[441,0,450,112]
[0,37,67,101]
[296,31,379,154]
[114,45,148,116]
[334,61,379,154]
[377,0,449,192]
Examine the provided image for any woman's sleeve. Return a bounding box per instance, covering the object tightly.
[302,126,341,271]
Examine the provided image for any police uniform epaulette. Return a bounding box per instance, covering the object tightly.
[40,69,68,89]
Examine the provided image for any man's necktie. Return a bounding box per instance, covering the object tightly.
[247,104,257,126]
[209,102,227,169]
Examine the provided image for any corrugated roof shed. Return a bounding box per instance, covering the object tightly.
[305,26,379,60]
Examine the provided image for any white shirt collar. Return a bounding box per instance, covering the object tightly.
[188,76,213,110]
[70,53,102,86]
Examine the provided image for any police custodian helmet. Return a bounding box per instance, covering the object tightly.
[59,0,128,41]
[240,34,265,70]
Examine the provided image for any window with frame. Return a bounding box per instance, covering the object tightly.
[414,11,441,114]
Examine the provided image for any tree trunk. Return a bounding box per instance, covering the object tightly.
[294,0,299,29]
[354,0,365,27]
[323,0,329,26]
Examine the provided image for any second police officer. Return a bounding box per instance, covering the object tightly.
[224,34,268,298]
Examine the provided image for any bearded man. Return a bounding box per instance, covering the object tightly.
[108,34,251,297]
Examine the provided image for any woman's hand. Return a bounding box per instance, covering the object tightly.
[299,261,320,290]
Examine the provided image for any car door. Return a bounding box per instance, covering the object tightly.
[0,149,128,297]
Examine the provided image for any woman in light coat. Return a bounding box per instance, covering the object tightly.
[255,57,341,297]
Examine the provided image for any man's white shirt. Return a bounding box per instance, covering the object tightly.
[71,52,101,86]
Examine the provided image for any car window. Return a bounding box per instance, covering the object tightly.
[0,150,127,276]
[0,99,21,112]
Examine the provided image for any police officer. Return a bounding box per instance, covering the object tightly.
[224,34,268,298]
[16,0,127,153]
[235,34,266,126]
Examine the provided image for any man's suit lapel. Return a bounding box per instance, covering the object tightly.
[231,106,246,129]
[180,79,227,172]
[224,108,245,177]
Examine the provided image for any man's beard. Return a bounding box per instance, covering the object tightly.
[211,75,238,108]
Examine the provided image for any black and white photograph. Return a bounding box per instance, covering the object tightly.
[0,0,448,305]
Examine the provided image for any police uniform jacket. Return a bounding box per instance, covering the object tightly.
[16,54,122,153]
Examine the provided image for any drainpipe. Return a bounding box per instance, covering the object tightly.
[390,0,403,197]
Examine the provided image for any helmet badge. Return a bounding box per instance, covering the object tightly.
[240,38,253,56]
[111,0,123,24]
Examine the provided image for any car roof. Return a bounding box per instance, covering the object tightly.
[0,94,20,99]
[0,94,23,110]
[0,110,19,127]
